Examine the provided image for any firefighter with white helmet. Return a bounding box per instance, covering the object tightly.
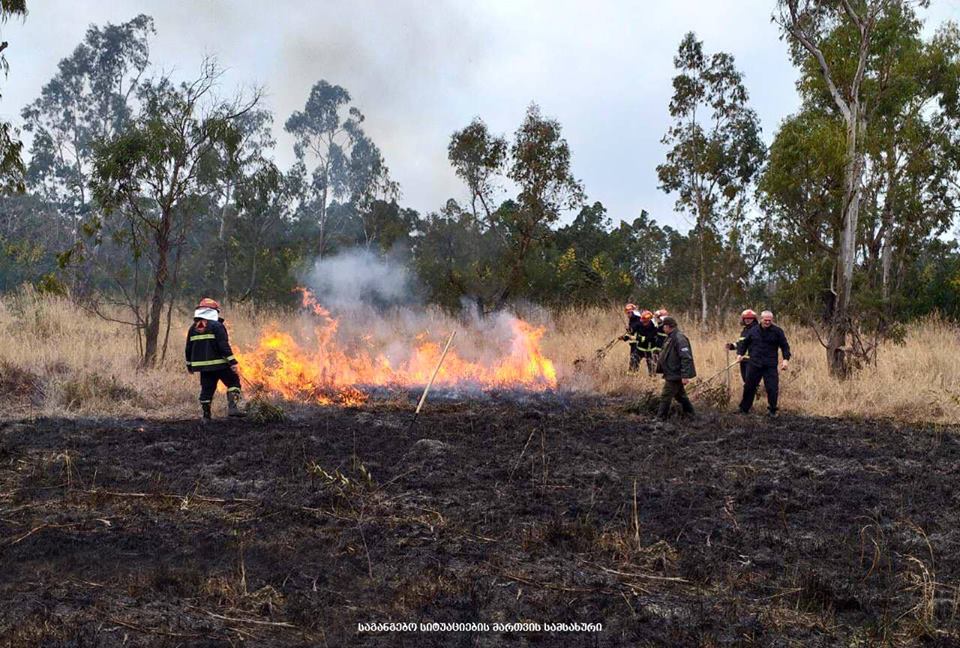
[185,297,246,422]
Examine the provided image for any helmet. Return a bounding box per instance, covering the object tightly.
[624,303,637,314]
[640,310,654,320]
[656,308,669,317]
[740,308,757,323]
[198,297,220,311]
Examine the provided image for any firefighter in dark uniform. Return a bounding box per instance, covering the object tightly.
[737,310,791,417]
[626,310,662,376]
[185,298,246,421]
[622,304,643,372]
[726,309,758,383]
[654,316,696,418]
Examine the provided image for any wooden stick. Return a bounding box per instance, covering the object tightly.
[415,329,456,415]
[407,330,456,432]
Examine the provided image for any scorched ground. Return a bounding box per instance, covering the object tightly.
[1,401,959,646]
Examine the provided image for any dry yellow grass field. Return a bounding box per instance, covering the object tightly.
[0,290,957,423]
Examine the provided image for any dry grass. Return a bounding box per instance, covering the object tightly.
[0,290,957,423]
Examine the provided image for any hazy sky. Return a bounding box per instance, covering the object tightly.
[2,1,959,231]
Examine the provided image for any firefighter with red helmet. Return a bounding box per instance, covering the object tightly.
[726,309,758,383]
[185,298,246,421]
[631,310,662,375]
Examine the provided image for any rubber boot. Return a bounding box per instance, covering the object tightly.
[201,402,212,424]
[227,391,246,417]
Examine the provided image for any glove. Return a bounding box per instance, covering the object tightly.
[725,342,736,351]
[230,365,240,374]
[620,335,631,342]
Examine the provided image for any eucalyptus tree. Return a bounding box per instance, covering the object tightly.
[773,0,959,372]
[0,0,26,194]
[657,32,764,328]
[285,80,394,258]
[21,15,154,240]
[90,60,259,366]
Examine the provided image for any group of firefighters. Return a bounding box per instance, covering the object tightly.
[621,304,791,419]
[183,295,791,422]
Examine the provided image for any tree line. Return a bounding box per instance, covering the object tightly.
[0,2,958,373]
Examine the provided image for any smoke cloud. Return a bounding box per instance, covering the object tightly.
[305,249,416,310]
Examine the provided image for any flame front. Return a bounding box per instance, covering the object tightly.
[237,290,557,405]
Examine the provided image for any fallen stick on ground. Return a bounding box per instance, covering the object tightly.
[406,329,456,433]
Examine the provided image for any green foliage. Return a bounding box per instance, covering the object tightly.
[657,32,765,324]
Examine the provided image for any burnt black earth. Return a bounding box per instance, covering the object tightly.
[1,400,959,647]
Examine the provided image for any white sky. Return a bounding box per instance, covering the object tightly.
[2,0,959,231]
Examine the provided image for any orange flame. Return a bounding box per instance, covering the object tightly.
[237,289,557,406]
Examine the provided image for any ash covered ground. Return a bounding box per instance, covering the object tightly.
[1,397,959,647]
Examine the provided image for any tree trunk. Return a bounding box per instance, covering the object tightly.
[826,111,865,377]
[143,219,171,367]
[219,183,232,303]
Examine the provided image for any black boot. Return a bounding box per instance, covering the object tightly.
[227,391,246,417]
[201,402,212,423]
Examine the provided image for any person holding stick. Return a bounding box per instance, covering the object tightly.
[726,309,758,383]
[654,316,697,419]
[736,310,791,417]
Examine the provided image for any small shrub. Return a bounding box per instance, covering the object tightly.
[246,397,286,424]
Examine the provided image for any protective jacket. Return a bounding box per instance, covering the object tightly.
[185,318,238,373]
[727,321,759,356]
[655,329,697,380]
[737,323,791,368]
[626,315,662,351]
[634,320,663,352]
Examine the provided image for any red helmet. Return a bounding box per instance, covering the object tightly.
[624,303,637,314]
[740,308,757,324]
[197,297,220,311]
[640,310,654,320]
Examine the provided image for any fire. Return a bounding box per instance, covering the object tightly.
[237,289,557,406]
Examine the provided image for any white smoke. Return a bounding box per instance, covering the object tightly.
[305,248,415,310]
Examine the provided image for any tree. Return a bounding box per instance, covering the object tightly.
[285,80,394,258]
[500,103,584,304]
[90,60,259,366]
[206,108,275,303]
[21,14,154,243]
[657,32,764,329]
[774,1,959,371]
[0,0,27,194]
[448,118,507,223]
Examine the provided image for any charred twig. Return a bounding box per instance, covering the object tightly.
[205,612,297,628]
[7,522,82,545]
[107,617,203,638]
[509,430,536,480]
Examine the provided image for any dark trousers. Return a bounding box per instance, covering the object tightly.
[629,344,641,371]
[657,379,694,418]
[739,361,749,383]
[198,368,241,403]
[630,345,658,375]
[739,364,779,413]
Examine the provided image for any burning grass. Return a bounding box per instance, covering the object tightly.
[0,289,957,423]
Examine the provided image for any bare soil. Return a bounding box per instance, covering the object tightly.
[1,398,959,647]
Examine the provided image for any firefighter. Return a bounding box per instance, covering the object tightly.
[654,316,697,418]
[726,309,758,383]
[632,310,662,375]
[185,297,246,421]
[736,310,791,417]
[621,304,643,372]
